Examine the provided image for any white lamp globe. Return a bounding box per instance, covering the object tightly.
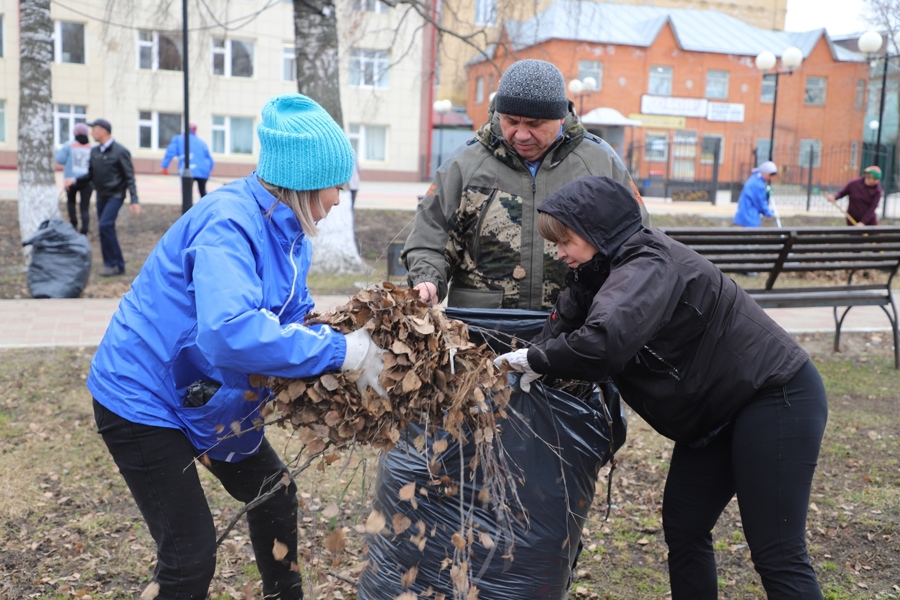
[781,46,804,69]
[755,51,776,71]
[568,79,584,95]
[583,76,598,92]
[859,30,883,54]
[869,119,880,131]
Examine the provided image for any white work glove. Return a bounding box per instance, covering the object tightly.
[493,348,542,393]
[341,329,387,397]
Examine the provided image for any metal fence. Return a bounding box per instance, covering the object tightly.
[626,138,899,219]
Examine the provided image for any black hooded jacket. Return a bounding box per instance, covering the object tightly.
[528,176,809,444]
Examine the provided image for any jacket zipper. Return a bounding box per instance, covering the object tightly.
[636,345,682,381]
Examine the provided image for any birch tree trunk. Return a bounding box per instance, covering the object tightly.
[293,0,366,275]
[18,0,58,254]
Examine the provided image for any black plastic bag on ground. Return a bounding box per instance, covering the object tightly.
[22,217,91,298]
[357,307,626,600]
[357,378,617,600]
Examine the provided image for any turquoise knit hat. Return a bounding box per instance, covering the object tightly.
[256,94,355,191]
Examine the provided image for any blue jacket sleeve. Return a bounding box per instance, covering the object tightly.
[161,136,182,170]
[55,143,70,167]
[187,217,346,378]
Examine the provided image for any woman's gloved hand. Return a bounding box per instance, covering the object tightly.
[341,329,387,397]
[493,348,542,392]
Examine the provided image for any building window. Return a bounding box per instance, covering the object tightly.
[760,74,776,103]
[798,139,822,167]
[700,134,724,164]
[804,77,826,106]
[578,60,604,91]
[55,21,85,64]
[475,76,485,104]
[648,66,672,96]
[137,30,182,71]
[0,100,6,142]
[349,48,390,89]
[348,123,387,162]
[856,79,865,109]
[138,111,182,150]
[851,141,859,170]
[756,139,771,166]
[474,0,497,26]
[705,70,729,99]
[212,38,254,78]
[212,115,254,154]
[54,104,87,144]
[645,131,668,162]
[352,0,390,12]
[283,46,295,81]
[0,16,5,58]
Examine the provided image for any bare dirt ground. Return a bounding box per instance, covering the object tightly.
[1,200,899,598]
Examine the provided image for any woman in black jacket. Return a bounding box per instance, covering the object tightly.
[495,176,827,599]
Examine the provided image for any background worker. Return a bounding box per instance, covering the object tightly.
[734,160,778,227]
[825,165,883,226]
[161,123,215,198]
[68,118,140,277]
[56,122,94,235]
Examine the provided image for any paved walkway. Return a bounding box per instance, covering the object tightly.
[0,168,895,349]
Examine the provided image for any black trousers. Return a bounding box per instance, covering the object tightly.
[66,179,93,234]
[662,360,827,599]
[93,400,303,599]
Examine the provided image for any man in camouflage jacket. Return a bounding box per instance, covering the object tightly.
[403,59,649,310]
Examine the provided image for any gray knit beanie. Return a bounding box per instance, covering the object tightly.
[494,59,568,120]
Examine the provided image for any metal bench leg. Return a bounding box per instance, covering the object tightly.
[833,306,851,353]
[877,295,900,370]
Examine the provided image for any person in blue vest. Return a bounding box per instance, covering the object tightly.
[56,122,94,234]
[160,123,215,198]
[734,160,778,227]
[89,94,385,600]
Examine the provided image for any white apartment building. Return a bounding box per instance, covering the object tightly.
[0,0,430,180]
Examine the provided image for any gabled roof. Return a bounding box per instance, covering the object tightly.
[496,1,865,63]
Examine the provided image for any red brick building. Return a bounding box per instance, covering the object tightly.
[465,2,870,193]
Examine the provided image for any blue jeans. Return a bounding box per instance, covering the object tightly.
[662,360,827,599]
[92,400,303,599]
[96,196,125,269]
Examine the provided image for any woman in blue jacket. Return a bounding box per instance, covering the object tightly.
[734,161,778,227]
[88,94,384,599]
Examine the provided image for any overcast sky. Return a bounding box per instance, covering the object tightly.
[785,0,869,36]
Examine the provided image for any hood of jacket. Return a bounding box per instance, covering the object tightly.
[474,99,587,170]
[538,176,644,263]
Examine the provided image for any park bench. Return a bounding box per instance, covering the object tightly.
[658,226,900,369]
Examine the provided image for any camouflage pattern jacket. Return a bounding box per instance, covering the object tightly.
[402,103,649,310]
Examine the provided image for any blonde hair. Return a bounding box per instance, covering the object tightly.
[537,211,572,244]
[259,178,324,237]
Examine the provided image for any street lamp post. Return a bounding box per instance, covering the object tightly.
[858,30,899,172]
[567,76,597,116]
[180,0,193,215]
[433,99,452,174]
[755,47,804,162]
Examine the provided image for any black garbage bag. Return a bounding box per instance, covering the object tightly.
[357,307,627,600]
[357,378,618,600]
[22,217,91,298]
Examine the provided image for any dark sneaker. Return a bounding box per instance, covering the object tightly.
[99,265,125,277]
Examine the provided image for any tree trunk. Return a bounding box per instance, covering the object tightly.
[293,0,366,274]
[308,190,368,275]
[18,0,58,254]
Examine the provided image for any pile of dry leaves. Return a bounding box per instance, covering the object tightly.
[263,282,510,453]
